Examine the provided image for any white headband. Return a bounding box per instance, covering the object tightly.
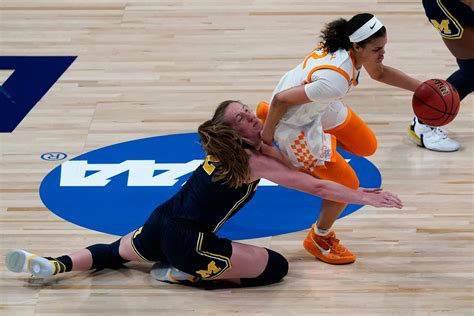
[349,16,384,43]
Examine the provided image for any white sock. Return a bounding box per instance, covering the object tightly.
[314,225,330,236]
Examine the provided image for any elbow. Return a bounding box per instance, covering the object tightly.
[272,93,289,109]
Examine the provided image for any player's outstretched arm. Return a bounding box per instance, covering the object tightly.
[364,62,421,92]
[248,151,403,209]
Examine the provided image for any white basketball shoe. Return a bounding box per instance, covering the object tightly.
[150,262,197,284]
[5,249,56,277]
[408,117,460,152]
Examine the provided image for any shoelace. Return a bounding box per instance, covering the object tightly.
[416,119,449,140]
[326,234,347,254]
[430,126,448,139]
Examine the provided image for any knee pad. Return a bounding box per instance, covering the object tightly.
[447,58,474,100]
[240,248,288,287]
[86,238,129,271]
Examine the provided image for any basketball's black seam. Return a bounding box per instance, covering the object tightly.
[425,81,448,114]
[440,86,454,126]
[413,94,457,117]
[413,94,448,120]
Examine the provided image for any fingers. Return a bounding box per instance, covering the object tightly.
[366,190,403,209]
[381,192,403,209]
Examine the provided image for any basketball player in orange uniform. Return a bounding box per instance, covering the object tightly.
[408,0,474,151]
[256,13,422,265]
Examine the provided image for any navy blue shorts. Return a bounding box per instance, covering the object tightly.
[130,205,233,280]
[423,0,474,39]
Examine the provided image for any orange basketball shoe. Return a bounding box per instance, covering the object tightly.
[256,101,269,125]
[303,225,356,264]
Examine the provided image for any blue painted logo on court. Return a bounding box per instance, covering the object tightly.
[0,56,76,133]
[39,133,381,240]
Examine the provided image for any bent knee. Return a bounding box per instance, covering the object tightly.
[349,132,378,156]
[353,143,377,157]
[240,248,288,287]
[265,249,289,283]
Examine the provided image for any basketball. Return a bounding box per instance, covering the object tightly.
[412,79,460,126]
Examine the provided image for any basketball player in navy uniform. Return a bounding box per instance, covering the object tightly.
[5,100,402,287]
[408,0,474,152]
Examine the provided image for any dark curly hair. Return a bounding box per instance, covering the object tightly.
[321,13,387,53]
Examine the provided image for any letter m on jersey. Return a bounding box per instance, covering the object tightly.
[430,19,451,35]
[0,56,76,133]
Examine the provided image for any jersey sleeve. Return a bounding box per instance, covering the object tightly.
[304,69,348,102]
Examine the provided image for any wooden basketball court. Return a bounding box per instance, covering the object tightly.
[1,0,473,314]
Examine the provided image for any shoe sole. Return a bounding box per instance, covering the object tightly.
[150,268,196,284]
[30,257,55,277]
[423,147,459,152]
[303,239,356,265]
[256,102,268,119]
[150,265,170,282]
[407,126,423,147]
[5,250,27,273]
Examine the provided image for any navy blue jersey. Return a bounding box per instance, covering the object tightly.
[164,155,259,233]
[131,151,261,276]
[423,0,474,39]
